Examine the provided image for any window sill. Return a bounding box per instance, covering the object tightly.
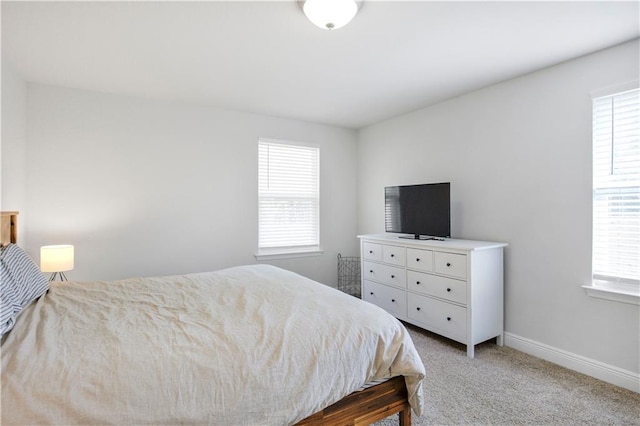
[582,281,640,305]
[255,246,323,261]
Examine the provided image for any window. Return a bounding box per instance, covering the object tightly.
[257,139,320,258]
[587,86,639,304]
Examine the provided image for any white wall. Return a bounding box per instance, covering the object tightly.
[4,38,638,388]
[357,40,640,375]
[1,58,28,241]
[25,84,358,286]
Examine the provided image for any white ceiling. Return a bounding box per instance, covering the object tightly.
[2,1,639,129]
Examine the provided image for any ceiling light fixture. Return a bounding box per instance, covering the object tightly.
[300,0,360,31]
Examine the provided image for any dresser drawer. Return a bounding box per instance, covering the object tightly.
[408,294,467,343]
[363,280,406,318]
[363,261,406,289]
[362,242,382,261]
[407,270,467,305]
[434,252,467,279]
[382,245,405,266]
[406,248,433,272]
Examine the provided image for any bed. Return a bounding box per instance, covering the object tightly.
[0,211,425,425]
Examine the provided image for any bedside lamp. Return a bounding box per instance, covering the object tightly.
[40,245,74,281]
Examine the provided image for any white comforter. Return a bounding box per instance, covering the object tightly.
[1,264,425,425]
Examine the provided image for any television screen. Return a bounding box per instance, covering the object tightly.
[385,182,450,239]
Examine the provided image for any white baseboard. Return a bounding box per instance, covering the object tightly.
[504,332,640,393]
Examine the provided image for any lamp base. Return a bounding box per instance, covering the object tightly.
[49,271,68,282]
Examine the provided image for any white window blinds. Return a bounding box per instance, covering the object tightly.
[592,88,640,285]
[258,139,320,250]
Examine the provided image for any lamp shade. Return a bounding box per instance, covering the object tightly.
[302,0,358,30]
[40,245,74,273]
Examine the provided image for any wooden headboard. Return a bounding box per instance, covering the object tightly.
[1,211,19,247]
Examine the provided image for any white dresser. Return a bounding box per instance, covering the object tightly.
[358,233,507,358]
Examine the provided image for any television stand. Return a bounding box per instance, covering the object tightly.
[399,234,446,241]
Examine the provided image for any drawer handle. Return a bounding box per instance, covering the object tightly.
[370,292,374,295]
[390,254,395,258]
[446,262,451,267]
[369,270,373,273]
[369,250,373,254]
[391,275,395,279]
[416,307,421,311]
[416,258,420,262]
[391,299,396,303]
[416,281,421,285]
[447,288,451,292]
[447,317,451,321]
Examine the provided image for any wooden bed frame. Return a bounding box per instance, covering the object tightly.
[297,375,411,426]
[0,210,412,425]
[1,211,18,247]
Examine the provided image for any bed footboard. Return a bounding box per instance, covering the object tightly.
[296,375,411,426]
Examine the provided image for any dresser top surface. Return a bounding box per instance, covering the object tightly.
[358,233,508,251]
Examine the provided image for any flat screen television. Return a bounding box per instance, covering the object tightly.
[384,182,450,240]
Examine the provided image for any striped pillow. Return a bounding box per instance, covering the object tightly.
[0,244,49,336]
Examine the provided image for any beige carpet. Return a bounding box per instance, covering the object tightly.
[375,324,640,425]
